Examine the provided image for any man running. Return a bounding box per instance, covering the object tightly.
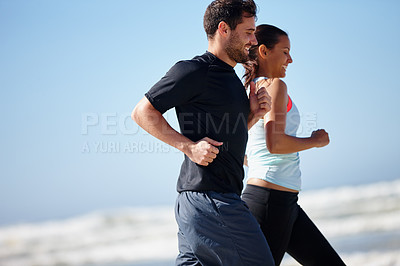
[132,1,273,265]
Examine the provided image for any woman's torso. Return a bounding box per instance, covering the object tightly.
[246,77,302,191]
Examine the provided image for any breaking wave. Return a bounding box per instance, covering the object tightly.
[1,179,400,266]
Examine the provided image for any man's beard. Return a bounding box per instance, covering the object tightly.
[225,32,249,64]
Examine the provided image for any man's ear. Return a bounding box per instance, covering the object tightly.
[217,21,230,37]
[258,44,269,59]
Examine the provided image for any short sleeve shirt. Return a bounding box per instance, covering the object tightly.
[145,52,250,195]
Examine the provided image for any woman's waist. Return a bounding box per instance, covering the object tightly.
[247,152,300,167]
[247,178,299,193]
[246,163,301,191]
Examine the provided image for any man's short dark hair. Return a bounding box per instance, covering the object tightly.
[204,0,257,40]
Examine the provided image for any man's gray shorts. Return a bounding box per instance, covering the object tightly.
[175,191,274,266]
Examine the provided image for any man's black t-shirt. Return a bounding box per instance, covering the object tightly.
[145,52,250,195]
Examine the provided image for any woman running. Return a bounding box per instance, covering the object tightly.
[241,24,346,266]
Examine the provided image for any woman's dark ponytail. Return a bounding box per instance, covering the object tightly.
[243,46,259,88]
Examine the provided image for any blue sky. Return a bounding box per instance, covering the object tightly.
[1,0,399,225]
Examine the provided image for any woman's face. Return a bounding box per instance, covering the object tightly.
[266,35,293,78]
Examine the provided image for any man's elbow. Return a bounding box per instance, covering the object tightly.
[131,99,146,123]
[131,97,158,124]
[131,105,138,122]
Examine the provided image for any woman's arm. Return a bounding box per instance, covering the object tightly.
[263,79,329,154]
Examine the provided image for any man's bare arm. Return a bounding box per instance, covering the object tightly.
[132,97,223,166]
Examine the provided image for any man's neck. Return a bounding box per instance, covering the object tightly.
[208,43,236,68]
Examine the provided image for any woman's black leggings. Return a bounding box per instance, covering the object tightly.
[242,184,346,266]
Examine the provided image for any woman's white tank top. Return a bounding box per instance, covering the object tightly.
[246,77,302,190]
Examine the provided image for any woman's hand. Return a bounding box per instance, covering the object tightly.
[311,129,330,148]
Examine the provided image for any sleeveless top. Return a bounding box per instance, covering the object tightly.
[246,77,302,190]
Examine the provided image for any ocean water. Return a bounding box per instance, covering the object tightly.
[1,179,400,266]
